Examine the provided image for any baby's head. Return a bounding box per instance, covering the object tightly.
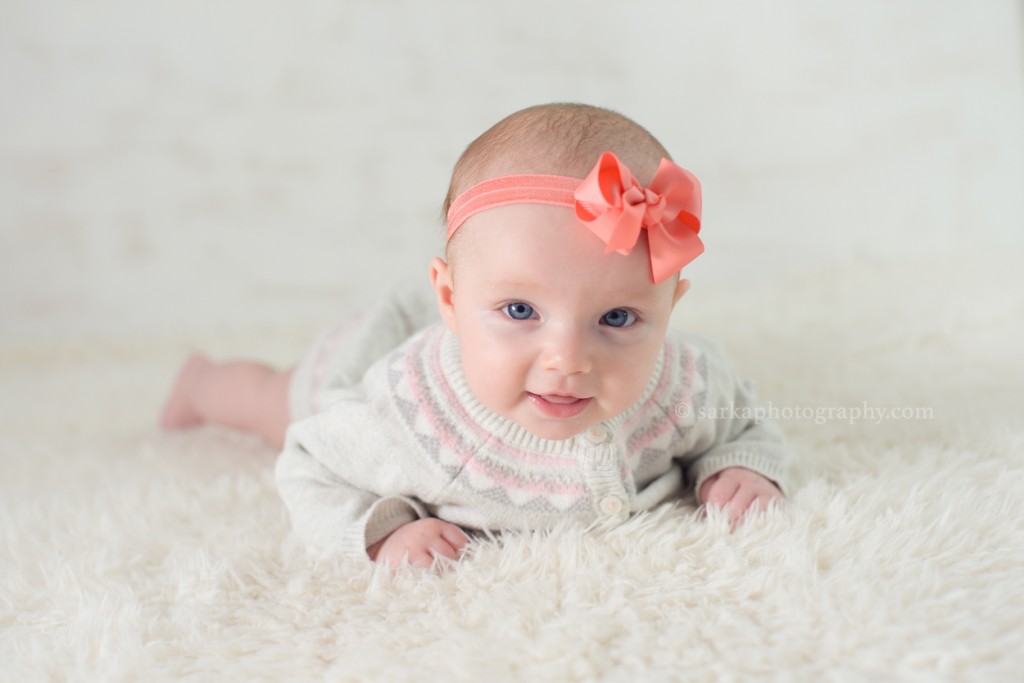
[430,103,702,440]
[442,102,674,220]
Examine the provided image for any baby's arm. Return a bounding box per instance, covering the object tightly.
[698,466,783,525]
[677,338,790,520]
[277,401,470,569]
[367,518,468,568]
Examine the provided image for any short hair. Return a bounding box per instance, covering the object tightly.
[442,103,672,222]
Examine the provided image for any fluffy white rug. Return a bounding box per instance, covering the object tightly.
[2,249,1022,681]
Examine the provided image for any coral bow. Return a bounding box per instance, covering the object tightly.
[574,152,703,284]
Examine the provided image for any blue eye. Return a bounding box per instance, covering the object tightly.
[601,308,636,328]
[504,302,534,320]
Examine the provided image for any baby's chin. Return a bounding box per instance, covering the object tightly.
[486,393,638,441]
[514,413,609,442]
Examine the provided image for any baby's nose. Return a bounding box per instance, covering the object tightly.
[542,328,593,375]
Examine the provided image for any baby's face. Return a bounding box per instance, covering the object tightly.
[433,204,685,441]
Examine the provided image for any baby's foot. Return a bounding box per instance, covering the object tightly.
[160,354,210,429]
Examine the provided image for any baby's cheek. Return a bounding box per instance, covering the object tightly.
[463,348,520,411]
[606,355,657,411]
[604,373,647,414]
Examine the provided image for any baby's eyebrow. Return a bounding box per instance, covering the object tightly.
[605,288,666,305]
[591,294,667,312]
[485,278,545,292]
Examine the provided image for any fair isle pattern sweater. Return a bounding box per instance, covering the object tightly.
[276,318,790,560]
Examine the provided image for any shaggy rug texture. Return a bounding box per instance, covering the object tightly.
[2,249,1022,681]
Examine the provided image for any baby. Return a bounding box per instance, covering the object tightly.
[162,103,789,568]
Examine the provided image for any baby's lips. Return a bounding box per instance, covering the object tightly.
[538,393,586,405]
[527,392,593,419]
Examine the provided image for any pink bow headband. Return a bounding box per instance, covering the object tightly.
[446,151,703,284]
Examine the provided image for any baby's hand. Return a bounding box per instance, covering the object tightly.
[366,518,469,569]
[698,467,783,527]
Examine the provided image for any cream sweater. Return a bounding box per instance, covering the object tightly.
[276,294,789,560]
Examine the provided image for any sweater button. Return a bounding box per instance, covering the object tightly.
[585,424,609,444]
[599,495,625,516]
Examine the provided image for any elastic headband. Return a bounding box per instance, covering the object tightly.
[445,151,703,284]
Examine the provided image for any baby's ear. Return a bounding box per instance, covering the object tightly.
[429,257,458,333]
[672,278,691,307]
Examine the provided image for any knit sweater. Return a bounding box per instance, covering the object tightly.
[276,305,789,560]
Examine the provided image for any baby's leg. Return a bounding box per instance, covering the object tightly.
[161,354,294,449]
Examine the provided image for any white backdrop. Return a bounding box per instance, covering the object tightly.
[2,0,1022,341]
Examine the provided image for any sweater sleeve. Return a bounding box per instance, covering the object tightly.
[275,369,440,559]
[275,429,427,559]
[678,338,791,496]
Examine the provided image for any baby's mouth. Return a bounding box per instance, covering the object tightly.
[527,393,593,419]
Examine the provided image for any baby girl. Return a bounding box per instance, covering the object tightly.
[162,103,789,568]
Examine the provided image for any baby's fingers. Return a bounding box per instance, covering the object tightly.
[440,524,469,552]
[707,484,761,528]
[418,529,466,565]
[751,492,784,514]
[703,477,740,509]
[401,539,453,568]
[728,491,784,529]
[729,486,759,519]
